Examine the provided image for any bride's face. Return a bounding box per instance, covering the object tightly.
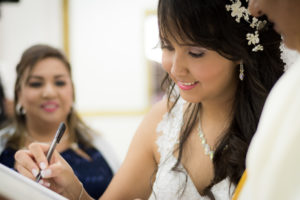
[161,36,238,104]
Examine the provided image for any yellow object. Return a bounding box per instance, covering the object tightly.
[232,170,247,200]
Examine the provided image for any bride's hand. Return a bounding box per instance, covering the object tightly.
[14,142,83,199]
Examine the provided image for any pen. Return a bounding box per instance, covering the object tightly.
[35,122,66,182]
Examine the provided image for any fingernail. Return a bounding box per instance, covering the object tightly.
[41,169,52,178]
[39,180,51,187]
[44,181,51,188]
[40,162,46,170]
[32,168,39,177]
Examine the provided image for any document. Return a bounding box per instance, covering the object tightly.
[0,164,67,200]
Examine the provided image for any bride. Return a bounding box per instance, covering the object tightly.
[14,0,284,199]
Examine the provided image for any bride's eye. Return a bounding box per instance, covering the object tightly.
[189,52,204,58]
[189,47,206,58]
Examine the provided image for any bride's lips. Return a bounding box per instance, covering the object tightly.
[177,81,199,90]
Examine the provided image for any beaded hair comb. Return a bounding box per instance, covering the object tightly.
[226,0,267,52]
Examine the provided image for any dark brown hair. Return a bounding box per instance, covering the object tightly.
[158,0,284,198]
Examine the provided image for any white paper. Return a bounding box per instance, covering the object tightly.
[0,164,67,200]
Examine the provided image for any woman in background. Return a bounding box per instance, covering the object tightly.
[14,0,284,199]
[0,44,119,199]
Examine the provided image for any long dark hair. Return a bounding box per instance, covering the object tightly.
[158,0,284,197]
[6,44,93,150]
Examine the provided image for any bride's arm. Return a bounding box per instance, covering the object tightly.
[100,99,167,200]
[14,99,167,200]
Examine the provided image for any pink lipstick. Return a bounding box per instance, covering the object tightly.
[41,101,59,113]
[177,81,199,90]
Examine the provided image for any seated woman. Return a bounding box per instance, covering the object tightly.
[0,44,119,199]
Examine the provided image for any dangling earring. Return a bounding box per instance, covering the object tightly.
[239,63,245,81]
[16,103,26,115]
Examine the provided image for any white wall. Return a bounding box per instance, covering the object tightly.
[0,0,159,162]
[69,0,159,161]
[0,0,63,99]
[84,115,144,162]
[69,0,158,113]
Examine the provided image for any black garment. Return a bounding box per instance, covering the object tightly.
[0,78,7,125]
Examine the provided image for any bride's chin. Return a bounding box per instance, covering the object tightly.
[180,94,202,104]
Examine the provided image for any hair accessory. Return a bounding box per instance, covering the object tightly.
[239,62,245,81]
[226,0,267,52]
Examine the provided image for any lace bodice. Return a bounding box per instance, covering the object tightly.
[150,98,234,200]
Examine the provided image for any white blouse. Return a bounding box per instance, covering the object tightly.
[150,97,234,200]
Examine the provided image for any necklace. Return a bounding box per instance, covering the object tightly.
[198,121,214,160]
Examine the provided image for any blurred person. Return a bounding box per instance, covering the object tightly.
[14,0,285,199]
[0,77,14,126]
[0,44,119,199]
[233,0,300,199]
[0,78,8,126]
[0,77,14,154]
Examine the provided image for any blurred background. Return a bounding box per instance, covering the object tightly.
[0,0,165,162]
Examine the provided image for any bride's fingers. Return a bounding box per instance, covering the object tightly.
[28,143,51,170]
[15,149,40,178]
[38,179,51,188]
[41,156,73,184]
[15,161,36,180]
[47,179,65,194]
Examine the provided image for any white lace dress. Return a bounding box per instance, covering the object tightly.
[149,98,234,200]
